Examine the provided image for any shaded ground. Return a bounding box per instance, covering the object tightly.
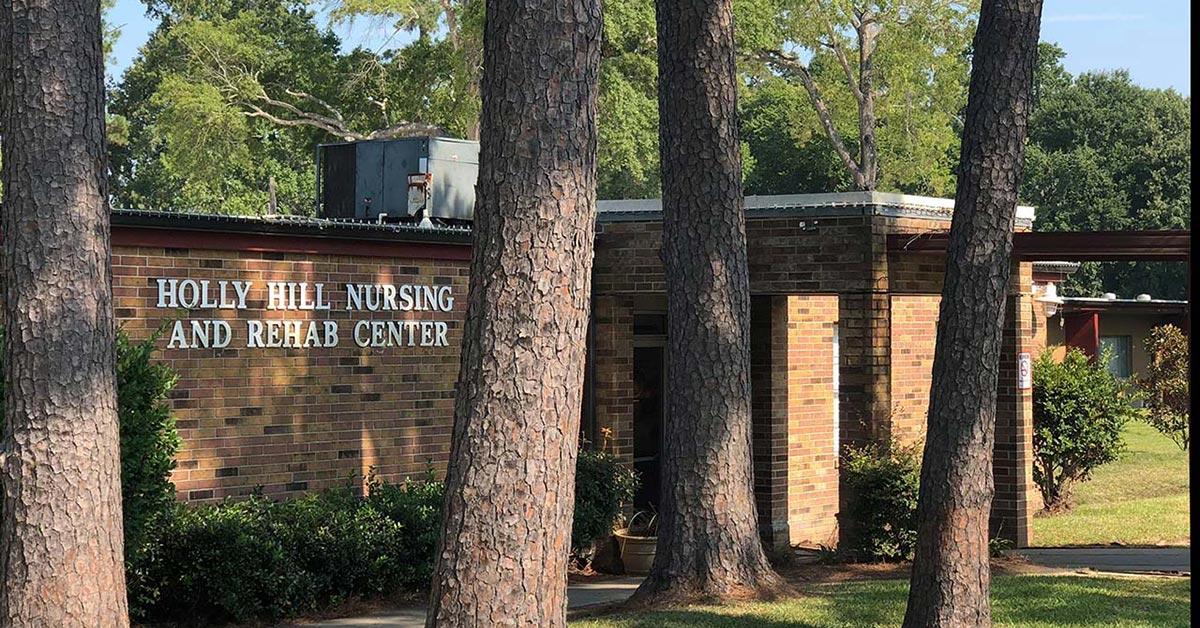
[571,574,1191,628]
[1033,421,1190,547]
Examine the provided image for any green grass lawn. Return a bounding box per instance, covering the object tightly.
[1032,420,1190,547]
[572,575,1191,628]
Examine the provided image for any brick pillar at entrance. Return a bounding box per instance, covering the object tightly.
[992,261,1038,546]
[588,295,635,572]
[750,295,840,550]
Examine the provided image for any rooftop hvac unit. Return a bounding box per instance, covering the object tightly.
[317,137,478,222]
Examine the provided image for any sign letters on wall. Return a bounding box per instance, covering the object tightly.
[155,279,456,349]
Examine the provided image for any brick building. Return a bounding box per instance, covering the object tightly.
[107,191,1044,549]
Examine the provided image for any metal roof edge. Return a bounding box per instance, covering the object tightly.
[596,191,1037,224]
[1062,296,1188,305]
[110,209,473,244]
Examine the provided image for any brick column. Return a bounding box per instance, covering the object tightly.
[590,295,635,464]
[588,295,635,572]
[991,261,1037,546]
[750,295,840,550]
[751,296,790,549]
[784,296,840,547]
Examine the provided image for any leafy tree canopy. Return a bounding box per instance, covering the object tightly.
[1023,42,1191,299]
[104,0,1189,253]
[739,0,976,195]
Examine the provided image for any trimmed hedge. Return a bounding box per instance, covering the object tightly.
[130,474,444,625]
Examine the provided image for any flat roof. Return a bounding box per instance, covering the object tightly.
[1061,296,1188,315]
[597,191,1037,227]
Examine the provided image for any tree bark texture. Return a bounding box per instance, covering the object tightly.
[424,0,601,624]
[0,0,130,625]
[628,0,786,605]
[902,1,1042,627]
[856,16,878,190]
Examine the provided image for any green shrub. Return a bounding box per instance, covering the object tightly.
[133,497,312,624]
[1033,348,1138,510]
[572,444,639,565]
[133,474,446,625]
[841,442,921,562]
[1135,324,1189,450]
[366,469,446,588]
[115,331,182,574]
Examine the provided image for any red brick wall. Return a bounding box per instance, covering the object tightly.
[751,295,840,548]
[111,240,469,502]
[782,295,840,546]
[889,295,941,444]
[590,295,635,463]
[596,216,878,296]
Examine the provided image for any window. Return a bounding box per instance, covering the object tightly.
[1099,335,1132,379]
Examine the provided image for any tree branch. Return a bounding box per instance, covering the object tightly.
[245,101,445,141]
[758,49,865,189]
[245,104,359,140]
[813,0,863,106]
[283,88,348,125]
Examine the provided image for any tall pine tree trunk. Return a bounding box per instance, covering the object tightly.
[902,1,1042,626]
[628,0,787,605]
[424,0,601,624]
[0,0,130,625]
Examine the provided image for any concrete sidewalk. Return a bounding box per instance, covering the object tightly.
[1012,546,1191,574]
[280,577,643,627]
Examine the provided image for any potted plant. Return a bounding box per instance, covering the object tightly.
[571,436,640,572]
[613,510,657,575]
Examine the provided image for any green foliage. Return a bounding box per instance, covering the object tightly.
[131,474,445,624]
[1024,48,1191,299]
[740,78,851,194]
[572,445,640,560]
[1032,421,1189,547]
[1135,325,1190,450]
[840,442,920,562]
[597,0,660,199]
[115,332,183,573]
[738,0,975,195]
[1032,349,1139,510]
[110,0,663,211]
[987,536,1013,558]
[109,0,357,214]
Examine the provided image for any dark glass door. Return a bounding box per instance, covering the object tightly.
[632,344,665,510]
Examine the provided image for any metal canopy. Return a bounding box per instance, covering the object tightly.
[887,230,1191,261]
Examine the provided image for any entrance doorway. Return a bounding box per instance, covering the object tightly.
[632,314,666,510]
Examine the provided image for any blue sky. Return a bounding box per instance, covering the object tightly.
[108,0,1191,95]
